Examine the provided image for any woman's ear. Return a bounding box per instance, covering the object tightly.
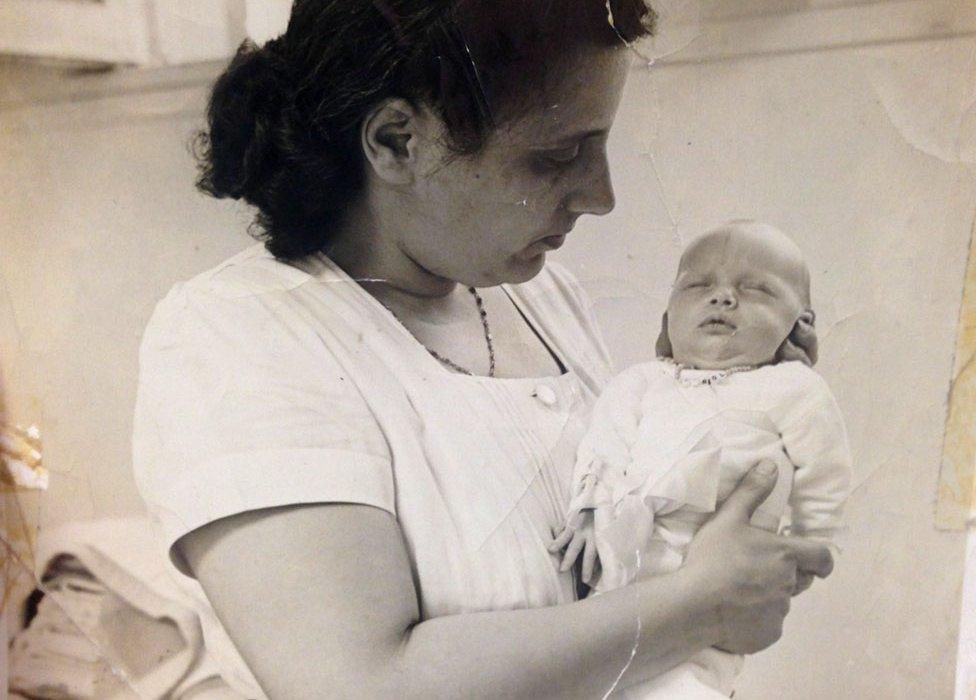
[655,311,673,359]
[775,310,818,367]
[361,98,426,186]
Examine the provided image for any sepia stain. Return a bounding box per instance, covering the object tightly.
[1,422,46,614]
[937,215,976,529]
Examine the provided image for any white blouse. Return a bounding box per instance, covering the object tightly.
[132,244,614,697]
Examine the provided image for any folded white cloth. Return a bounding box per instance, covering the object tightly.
[567,360,853,699]
[569,360,852,591]
[17,517,245,699]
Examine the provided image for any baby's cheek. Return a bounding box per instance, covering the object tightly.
[755,318,794,355]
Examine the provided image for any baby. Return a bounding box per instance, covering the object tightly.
[554,221,852,699]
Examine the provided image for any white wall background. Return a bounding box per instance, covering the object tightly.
[0,0,269,65]
[564,5,976,697]
[1,2,974,698]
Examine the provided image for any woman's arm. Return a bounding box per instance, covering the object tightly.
[180,462,831,699]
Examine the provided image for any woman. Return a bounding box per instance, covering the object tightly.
[133,1,832,697]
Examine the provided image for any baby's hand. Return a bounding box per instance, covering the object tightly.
[548,511,599,586]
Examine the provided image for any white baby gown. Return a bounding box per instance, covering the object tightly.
[568,359,852,699]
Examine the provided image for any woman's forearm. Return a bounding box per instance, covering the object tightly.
[181,457,820,699]
[182,504,721,699]
[386,568,719,699]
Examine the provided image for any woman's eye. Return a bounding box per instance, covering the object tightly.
[542,146,581,165]
[743,284,773,295]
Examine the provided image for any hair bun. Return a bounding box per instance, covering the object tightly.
[196,38,293,201]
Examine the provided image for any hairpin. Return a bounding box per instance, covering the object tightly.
[436,16,496,129]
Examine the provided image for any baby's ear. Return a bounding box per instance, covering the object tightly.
[655,311,673,358]
[776,310,818,367]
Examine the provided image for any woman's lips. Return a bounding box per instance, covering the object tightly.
[521,234,567,259]
[539,234,567,250]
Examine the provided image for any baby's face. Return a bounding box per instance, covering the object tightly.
[666,225,808,370]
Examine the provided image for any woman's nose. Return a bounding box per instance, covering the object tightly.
[710,288,738,309]
[566,155,615,217]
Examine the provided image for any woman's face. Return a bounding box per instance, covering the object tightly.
[404,48,631,287]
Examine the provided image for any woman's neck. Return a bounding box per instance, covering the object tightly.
[325,202,458,300]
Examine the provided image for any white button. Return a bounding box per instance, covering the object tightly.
[534,384,558,407]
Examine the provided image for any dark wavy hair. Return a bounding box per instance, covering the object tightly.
[195,0,656,260]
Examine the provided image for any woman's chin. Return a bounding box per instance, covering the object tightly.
[505,251,549,283]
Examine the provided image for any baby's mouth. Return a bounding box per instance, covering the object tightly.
[699,315,737,332]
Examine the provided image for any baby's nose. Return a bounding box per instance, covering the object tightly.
[709,289,738,308]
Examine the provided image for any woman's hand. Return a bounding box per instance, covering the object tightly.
[681,461,834,655]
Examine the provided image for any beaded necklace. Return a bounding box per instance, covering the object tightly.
[384,286,496,377]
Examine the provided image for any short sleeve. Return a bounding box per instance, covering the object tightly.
[133,282,394,576]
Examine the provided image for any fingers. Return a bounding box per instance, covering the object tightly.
[560,533,586,572]
[714,461,779,524]
[776,340,812,367]
[655,311,673,358]
[582,539,598,584]
[550,526,599,583]
[548,527,574,553]
[787,538,834,579]
[791,314,819,366]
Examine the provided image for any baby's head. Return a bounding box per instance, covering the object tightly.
[661,220,815,370]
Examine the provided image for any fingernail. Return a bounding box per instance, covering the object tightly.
[755,462,777,477]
